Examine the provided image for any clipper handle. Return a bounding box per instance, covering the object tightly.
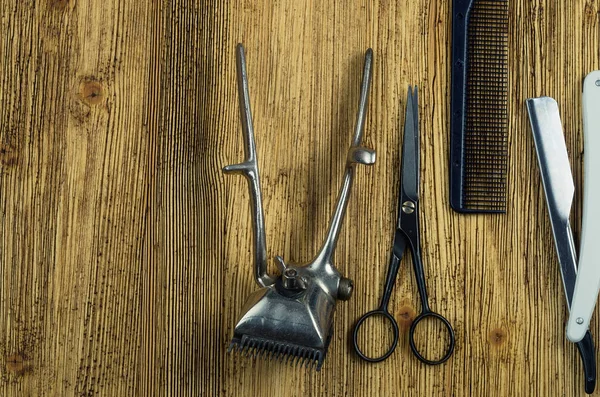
[223,44,275,288]
[314,49,376,265]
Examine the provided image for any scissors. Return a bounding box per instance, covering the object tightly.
[352,86,455,365]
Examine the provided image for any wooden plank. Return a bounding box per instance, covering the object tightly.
[2,0,600,395]
[142,1,232,394]
[0,0,152,395]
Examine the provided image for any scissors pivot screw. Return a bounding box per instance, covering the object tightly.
[577,317,585,325]
[402,201,416,214]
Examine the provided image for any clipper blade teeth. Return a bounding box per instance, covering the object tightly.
[229,335,325,370]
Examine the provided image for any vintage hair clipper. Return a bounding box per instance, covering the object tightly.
[224,44,375,370]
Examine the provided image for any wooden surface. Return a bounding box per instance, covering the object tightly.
[1,0,599,395]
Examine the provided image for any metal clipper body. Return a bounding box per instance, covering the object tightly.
[229,266,338,368]
[224,44,375,370]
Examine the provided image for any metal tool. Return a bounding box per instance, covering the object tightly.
[566,71,600,345]
[352,87,455,365]
[526,96,596,394]
[224,44,376,370]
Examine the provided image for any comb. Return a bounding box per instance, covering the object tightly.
[450,0,509,213]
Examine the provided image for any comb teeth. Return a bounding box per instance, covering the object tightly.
[450,0,509,213]
[228,335,325,370]
[463,0,509,212]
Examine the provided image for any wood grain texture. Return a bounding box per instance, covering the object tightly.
[1,0,599,395]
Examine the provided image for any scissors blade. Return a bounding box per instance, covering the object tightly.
[394,86,420,241]
[401,86,420,202]
[391,229,408,259]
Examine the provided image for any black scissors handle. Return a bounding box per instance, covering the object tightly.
[352,253,402,361]
[404,216,456,365]
[408,310,455,365]
[352,245,456,365]
[352,309,399,362]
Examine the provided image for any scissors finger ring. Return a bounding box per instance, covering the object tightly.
[408,311,455,365]
[353,309,399,362]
